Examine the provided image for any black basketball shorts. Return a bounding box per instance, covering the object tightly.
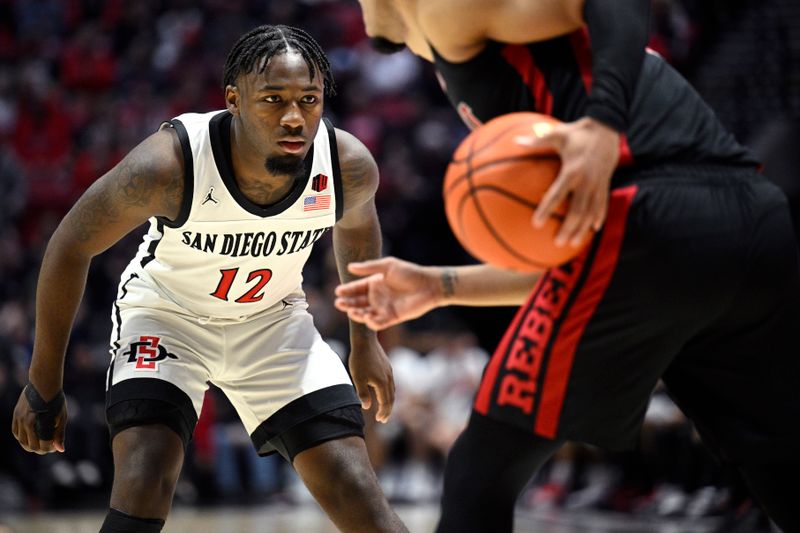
[474,164,800,464]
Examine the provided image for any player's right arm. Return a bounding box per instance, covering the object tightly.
[334,257,540,331]
[12,126,184,455]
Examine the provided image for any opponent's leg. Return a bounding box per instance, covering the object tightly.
[737,461,800,532]
[663,183,800,533]
[100,425,184,532]
[436,412,564,533]
[293,435,406,533]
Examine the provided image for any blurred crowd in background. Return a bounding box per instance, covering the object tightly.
[0,0,797,529]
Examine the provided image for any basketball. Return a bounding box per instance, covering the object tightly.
[443,112,591,271]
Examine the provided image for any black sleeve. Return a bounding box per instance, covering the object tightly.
[582,0,651,132]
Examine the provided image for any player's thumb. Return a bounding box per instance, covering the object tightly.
[354,381,372,411]
[347,257,393,275]
[514,123,563,152]
[53,418,66,453]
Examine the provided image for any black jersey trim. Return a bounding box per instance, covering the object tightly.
[323,117,344,221]
[249,384,360,454]
[139,219,165,269]
[209,111,313,218]
[158,119,194,229]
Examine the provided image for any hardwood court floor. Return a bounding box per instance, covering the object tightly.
[2,504,726,533]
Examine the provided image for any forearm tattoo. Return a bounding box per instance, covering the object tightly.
[441,268,458,298]
[70,182,121,243]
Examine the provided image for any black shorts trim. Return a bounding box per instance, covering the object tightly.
[106,378,197,447]
[268,405,365,462]
[250,384,361,457]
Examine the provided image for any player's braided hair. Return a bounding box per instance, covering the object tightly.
[222,24,336,96]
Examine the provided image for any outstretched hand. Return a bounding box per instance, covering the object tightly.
[516,116,620,247]
[334,257,443,331]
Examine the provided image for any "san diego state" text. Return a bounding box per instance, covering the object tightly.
[180,227,331,257]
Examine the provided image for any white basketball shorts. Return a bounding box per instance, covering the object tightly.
[105,275,360,456]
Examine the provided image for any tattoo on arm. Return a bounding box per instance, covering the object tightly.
[70,155,154,243]
[68,142,182,243]
[340,154,370,188]
[335,232,380,340]
[70,184,119,243]
[337,128,380,216]
[441,268,458,298]
[118,150,161,209]
[335,226,381,283]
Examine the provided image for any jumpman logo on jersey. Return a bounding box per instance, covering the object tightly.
[202,187,219,205]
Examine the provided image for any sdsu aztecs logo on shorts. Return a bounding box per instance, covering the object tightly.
[123,335,178,371]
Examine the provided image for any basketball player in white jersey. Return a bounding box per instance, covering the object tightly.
[11,25,407,533]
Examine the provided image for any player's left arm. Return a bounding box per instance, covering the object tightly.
[332,128,394,423]
[524,0,651,247]
[578,0,650,133]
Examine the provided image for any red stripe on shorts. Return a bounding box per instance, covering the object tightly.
[533,185,638,438]
[474,272,550,415]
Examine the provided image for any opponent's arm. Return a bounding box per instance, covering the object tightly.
[580,0,650,132]
[335,258,540,331]
[521,0,651,247]
[434,0,649,125]
[332,129,394,423]
[437,264,540,306]
[14,126,184,454]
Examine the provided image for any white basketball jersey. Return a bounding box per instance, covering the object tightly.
[118,110,342,320]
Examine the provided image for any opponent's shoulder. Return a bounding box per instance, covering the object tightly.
[333,127,379,201]
[418,0,583,61]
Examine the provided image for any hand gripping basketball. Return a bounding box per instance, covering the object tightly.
[443,112,590,270]
[24,382,66,441]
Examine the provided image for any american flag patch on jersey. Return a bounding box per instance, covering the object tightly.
[303,195,331,211]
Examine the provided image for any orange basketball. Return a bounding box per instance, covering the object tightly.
[443,112,591,271]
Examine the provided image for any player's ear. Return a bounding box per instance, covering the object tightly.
[225,85,240,116]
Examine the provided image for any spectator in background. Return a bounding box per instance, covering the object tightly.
[365,323,487,503]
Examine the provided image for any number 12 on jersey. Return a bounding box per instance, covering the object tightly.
[210,268,273,303]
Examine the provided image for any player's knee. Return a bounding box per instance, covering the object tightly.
[111,427,184,512]
[304,441,386,513]
[319,451,378,503]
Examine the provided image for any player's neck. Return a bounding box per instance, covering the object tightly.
[229,120,297,207]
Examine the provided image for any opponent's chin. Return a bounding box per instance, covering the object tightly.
[369,36,407,55]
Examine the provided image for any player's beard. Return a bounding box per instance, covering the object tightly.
[370,36,406,54]
[265,154,306,178]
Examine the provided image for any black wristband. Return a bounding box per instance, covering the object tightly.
[24,382,65,440]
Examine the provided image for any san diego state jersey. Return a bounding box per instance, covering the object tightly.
[117,110,342,320]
